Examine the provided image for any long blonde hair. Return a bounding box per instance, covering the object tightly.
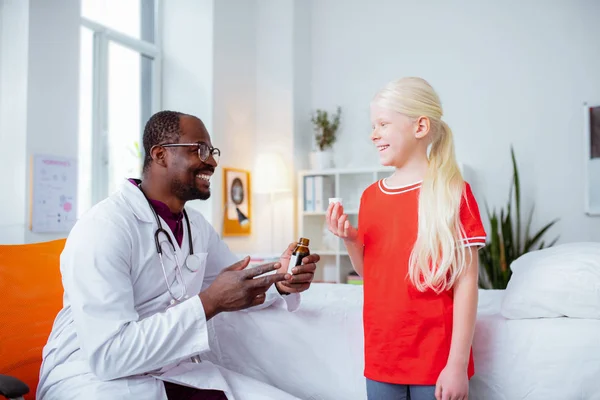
[373,77,469,293]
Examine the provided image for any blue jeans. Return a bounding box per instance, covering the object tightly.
[366,378,436,400]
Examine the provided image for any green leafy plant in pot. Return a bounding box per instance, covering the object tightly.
[309,106,341,170]
[478,145,559,289]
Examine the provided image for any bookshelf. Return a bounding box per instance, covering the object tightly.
[297,166,394,284]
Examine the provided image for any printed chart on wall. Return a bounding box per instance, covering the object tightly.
[30,154,78,233]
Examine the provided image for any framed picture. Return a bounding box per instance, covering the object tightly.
[584,103,600,216]
[222,167,252,236]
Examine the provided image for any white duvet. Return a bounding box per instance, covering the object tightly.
[472,290,600,400]
[207,284,600,400]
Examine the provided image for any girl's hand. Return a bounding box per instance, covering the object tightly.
[435,364,469,400]
[325,202,358,242]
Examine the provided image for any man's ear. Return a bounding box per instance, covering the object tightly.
[150,145,168,168]
[414,116,430,139]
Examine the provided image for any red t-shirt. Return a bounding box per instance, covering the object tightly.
[358,179,486,385]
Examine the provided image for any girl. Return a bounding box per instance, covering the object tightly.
[326,77,486,400]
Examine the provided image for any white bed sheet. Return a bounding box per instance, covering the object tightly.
[472,297,600,399]
[207,284,600,400]
[207,283,365,400]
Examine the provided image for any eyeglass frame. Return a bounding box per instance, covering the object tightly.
[156,142,221,164]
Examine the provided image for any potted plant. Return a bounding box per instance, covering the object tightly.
[309,106,341,170]
[478,145,559,289]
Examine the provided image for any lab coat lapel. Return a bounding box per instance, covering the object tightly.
[120,179,185,262]
[120,179,157,224]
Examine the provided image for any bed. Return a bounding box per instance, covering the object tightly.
[470,291,600,399]
[207,242,600,400]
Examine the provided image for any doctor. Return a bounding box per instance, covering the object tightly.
[37,110,320,400]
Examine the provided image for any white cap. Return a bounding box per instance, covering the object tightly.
[328,197,343,206]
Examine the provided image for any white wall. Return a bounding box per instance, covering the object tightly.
[308,0,600,243]
[211,0,261,255]
[24,0,80,244]
[252,0,296,255]
[0,0,80,244]
[162,0,288,257]
[163,0,308,256]
[0,0,29,244]
[222,0,312,256]
[161,0,215,223]
[291,0,313,174]
[210,0,304,256]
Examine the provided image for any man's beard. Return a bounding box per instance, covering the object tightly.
[171,178,210,201]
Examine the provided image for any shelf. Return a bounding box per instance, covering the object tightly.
[297,166,386,283]
[298,166,394,176]
[302,211,326,216]
[302,210,358,216]
[313,250,349,256]
[313,249,338,256]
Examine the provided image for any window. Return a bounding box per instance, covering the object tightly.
[78,0,161,216]
[81,0,146,41]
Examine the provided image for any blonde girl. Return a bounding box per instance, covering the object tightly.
[326,77,486,400]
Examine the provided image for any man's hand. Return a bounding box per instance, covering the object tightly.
[199,257,289,319]
[275,242,320,295]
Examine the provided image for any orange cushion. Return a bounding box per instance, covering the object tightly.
[0,239,66,399]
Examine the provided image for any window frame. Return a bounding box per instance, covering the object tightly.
[80,0,162,206]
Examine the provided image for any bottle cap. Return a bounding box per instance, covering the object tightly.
[299,237,310,246]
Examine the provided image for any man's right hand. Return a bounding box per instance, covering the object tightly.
[199,257,290,320]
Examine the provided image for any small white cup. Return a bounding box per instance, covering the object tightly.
[328,197,343,206]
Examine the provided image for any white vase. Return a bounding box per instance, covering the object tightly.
[309,150,334,170]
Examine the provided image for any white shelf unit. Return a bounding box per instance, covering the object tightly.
[297,166,394,283]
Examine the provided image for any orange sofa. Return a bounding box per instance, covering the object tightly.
[0,239,66,400]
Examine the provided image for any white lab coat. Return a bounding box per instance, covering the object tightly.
[36,180,302,400]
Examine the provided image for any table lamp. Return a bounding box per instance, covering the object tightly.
[254,152,292,252]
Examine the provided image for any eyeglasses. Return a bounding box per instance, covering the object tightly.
[159,142,220,164]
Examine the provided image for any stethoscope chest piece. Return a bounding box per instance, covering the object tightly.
[185,254,202,272]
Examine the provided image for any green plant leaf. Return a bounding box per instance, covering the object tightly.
[511,145,522,255]
[478,146,559,289]
[523,219,559,253]
[524,204,535,248]
[311,107,341,151]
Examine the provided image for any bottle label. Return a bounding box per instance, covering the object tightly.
[287,254,299,275]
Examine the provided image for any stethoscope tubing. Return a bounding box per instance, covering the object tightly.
[138,184,194,303]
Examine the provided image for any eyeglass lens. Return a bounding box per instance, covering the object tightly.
[199,143,220,164]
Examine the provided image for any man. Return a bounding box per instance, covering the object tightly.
[36,111,320,400]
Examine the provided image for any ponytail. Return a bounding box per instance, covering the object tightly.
[409,120,468,293]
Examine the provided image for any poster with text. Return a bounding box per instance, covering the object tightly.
[31,154,78,233]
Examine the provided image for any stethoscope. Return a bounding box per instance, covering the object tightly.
[138,184,204,364]
[138,185,203,305]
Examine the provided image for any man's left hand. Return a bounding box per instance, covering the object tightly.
[276,242,320,294]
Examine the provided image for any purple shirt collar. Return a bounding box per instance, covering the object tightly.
[128,178,184,247]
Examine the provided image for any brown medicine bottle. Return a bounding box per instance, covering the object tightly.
[287,237,310,274]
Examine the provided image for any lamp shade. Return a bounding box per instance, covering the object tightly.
[254,152,291,193]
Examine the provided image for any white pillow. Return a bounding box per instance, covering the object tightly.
[500,242,600,319]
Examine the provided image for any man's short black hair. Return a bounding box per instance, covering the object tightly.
[142,110,187,172]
